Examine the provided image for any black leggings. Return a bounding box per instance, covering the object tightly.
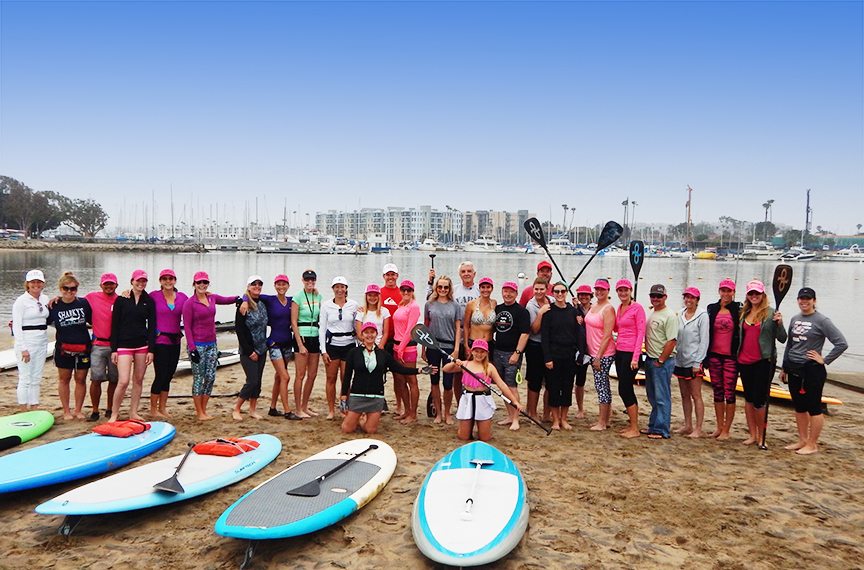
[785,361,826,416]
[739,359,772,409]
[615,351,639,408]
[427,348,454,390]
[151,343,181,394]
[239,353,268,400]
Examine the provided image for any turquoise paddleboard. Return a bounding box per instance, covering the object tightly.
[0,411,54,451]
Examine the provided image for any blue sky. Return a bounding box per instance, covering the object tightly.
[2,1,862,235]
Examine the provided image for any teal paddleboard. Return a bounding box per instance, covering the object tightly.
[0,411,54,451]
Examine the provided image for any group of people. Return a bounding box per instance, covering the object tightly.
[10,260,847,453]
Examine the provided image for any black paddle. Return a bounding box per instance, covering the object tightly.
[760,264,793,450]
[567,221,624,291]
[430,253,436,268]
[411,324,552,436]
[523,217,569,289]
[628,240,645,301]
[285,444,378,497]
[154,442,195,494]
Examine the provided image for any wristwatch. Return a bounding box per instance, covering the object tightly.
[515,350,523,355]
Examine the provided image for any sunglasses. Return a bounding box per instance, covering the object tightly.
[553,289,568,294]
[400,287,413,292]
[747,291,763,296]
[195,280,210,285]
[338,307,343,320]
[36,301,44,313]
[649,294,665,299]
[160,276,176,280]
[250,281,264,286]
[62,286,78,292]
[436,285,450,290]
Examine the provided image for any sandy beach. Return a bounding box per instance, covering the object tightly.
[1,331,862,570]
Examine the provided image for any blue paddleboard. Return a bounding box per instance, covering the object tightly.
[412,441,529,566]
[0,421,176,494]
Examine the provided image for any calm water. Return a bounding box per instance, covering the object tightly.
[2,249,861,372]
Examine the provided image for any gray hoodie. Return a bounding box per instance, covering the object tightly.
[675,306,710,368]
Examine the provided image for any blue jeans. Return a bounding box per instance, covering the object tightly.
[644,357,674,438]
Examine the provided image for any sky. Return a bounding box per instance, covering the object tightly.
[1,0,862,235]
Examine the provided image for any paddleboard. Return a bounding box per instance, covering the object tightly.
[215,438,396,540]
[0,341,56,370]
[35,434,281,515]
[0,410,55,451]
[413,441,528,567]
[0,421,176,494]
[175,348,241,373]
[701,374,843,406]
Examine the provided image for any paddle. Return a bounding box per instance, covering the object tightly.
[411,324,552,436]
[460,458,494,521]
[567,221,624,291]
[629,240,645,301]
[760,264,793,450]
[523,217,569,288]
[153,442,195,494]
[285,444,378,497]
[430,253,436,269]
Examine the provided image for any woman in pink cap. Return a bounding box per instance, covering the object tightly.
[444,339,520,441]
[705,279,741,439]
[585,278,616,431]
[572,284,594,420]
[392,280,421,424]
[614,278,645,438]
[148,268,188,418]
[463,277,496,356]
[355,284,390,348]
[181,271,240,420]
[109,270,157,422]
[738,280,786,445]
[673,287,709,438]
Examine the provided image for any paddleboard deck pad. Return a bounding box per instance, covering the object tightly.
[35,434,281,516]
[215,438,395,540]
[413,441,528,566]
[0,410,54,451]
[0,421,175,494]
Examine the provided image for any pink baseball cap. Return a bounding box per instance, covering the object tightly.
[100,273,118,285]
[718,279,736,291]
[399,280,415,291]
[684,287,701,298]
[470,339,489,352]
[615,279,633,290]
[537,260,553,271]
[365,284,381,294]
[576,284,593,295]
[502,281,518,291]
[361,321,378,333]
[274,274,289,284]
[159,268,176,279]
[746,280,765,294]
[193,271,210,283]
[478,277,493,287]
[594,279,610,290]
[131,269,148,281]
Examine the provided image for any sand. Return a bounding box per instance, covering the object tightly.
[1,331,863,570]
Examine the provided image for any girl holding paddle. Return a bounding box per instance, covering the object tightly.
[737,280,786,446]
[443,339,520,441]
[705,279,741,440]
[779,287,847,455]
[614,279,645,438]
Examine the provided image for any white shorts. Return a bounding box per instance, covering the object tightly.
[456,392,496,421]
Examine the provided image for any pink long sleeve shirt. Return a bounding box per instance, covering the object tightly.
[615,302,646,363]
[181,293,237,351]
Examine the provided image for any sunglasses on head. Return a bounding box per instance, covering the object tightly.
[62,286,78,292]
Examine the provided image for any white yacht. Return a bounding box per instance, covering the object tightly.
[740,241,782,260]
[828,244,864,262]
[417,238,440,251]
[463,236,503,253]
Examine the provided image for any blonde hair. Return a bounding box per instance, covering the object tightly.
[58,271,79,291]
[432,276,454,302]
[741,292,770,325]
[362,291,382,319]
[245,285,259,312]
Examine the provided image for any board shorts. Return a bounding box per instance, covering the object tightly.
[268,342,293,361]
[492,349,522,388]
[90,345,118,382]
[784,361,826,416]
[456,390,495,421]
[54,344,91,370]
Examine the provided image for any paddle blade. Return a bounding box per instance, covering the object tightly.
[153,475,185,494]
[523,217,547,248]
[629,240,645,277]
[411,324,441,353]
[285,480,320,497]
[772,264,793,310]
[597,221,624,250]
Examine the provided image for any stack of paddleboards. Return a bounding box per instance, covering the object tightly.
[0,341,56,370]
[0,410,54,451]
[413,441,529,566]
[0,421,175,494]
[36,434,281,518]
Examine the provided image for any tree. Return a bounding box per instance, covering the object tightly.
[754,221,776,241]
[857,223,862,235]
[63,199,109,237]
[0,176,65,236]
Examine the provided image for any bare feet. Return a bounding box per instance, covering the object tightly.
[497,418,511,426]
[560,421,572,431]
[444,415,454,425]
[550,423,560,431]
[796,445,819,455]
[232,410,243,421]
[509,420,521,431]
[249,412,263,420]
[575,410,585,419]
[542,415,552,423]
[394,412,407,421]
[589,423,607,431]
[688,430,705,438]
[433,416,442,425]
[716,431,730,440]
[197,413,215,421]
[326,413,335,420]
[109,415,120,423]
[785,441,806,450]
[305,408,319,417]
[620,429,641,438]
[296,410,313,418]
[129,414,144,421]
[63,413,74,420]
[742,437,757,445]
[674,425,693,435]
[150,410,170,419]
[74,412,87,420]
[709,429,722,438]
[400,415,418,425]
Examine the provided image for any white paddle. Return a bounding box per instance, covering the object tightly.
[460,458,494,521]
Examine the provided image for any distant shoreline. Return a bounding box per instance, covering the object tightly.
[0,240,203,253]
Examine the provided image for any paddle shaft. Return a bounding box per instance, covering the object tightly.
[285,444,379,496]
[316,444,377,482]
[760,264,793,450]
[567,221,624,291]
[153,442,194,493]
[463,460,492,517]
[523,217,570,291]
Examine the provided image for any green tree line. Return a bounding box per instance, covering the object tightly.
[0,176,109,238]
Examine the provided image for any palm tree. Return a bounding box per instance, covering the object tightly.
[857,223,862,235]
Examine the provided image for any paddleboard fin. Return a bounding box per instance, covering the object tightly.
[58,515,83,536]
[239,540,257,570]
